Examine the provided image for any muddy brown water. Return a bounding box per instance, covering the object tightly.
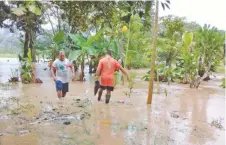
[0,58,225,145]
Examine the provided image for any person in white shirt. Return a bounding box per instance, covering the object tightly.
[51,51,75,98]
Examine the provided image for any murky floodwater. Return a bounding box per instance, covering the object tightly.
[0,58,225,145]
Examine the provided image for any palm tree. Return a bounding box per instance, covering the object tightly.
[147,0,170,104]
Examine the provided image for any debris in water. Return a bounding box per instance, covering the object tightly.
[80,114,85,120]
[78,104,85,108]
[0,133,3,136]
[63,121,71,125]
[0,115,9,120]
[117,100,131,105]
[101,121,110,125]
[19,130,30,135]
[9,77,19,82]
[76,99,81,102]
[170,111,179,118]
[118,100,125,103]
[211,118,224,130]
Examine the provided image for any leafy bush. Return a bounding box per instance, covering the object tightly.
[131,55,149,69]
[20,48,33,84]
[127,72,136,97]
[220,78,225,88]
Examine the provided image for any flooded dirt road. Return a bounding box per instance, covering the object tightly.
[0,58,225,145]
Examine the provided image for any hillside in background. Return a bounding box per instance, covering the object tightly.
[0,28,21,54]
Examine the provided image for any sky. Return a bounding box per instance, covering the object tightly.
[159,0,226,31]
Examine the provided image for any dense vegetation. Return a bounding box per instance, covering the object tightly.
[0,1,225,90]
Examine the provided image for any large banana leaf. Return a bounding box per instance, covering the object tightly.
[68,50,82,61]
[11,7,26,16]
[28,5,41,15]
[53,30,65,44]
[183,32,193,47]
[84,46,96,56]
[69,34,86,46]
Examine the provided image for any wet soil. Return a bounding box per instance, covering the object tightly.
[0,58,225,145]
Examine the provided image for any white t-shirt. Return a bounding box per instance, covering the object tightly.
[52,58,72,83]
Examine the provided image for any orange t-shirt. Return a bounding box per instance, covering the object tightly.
[97,56,121,87]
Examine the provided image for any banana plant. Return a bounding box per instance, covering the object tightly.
[181,32,200,87]
[68,34,96,81]
[20,48,33,84]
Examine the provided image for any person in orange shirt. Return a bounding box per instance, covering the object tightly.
[96,50,129,104]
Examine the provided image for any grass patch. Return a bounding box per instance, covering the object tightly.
[216,62,225,73]
[0,53,17,58]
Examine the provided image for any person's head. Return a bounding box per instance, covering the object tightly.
[106,49,112,56]
[58,51,65,61]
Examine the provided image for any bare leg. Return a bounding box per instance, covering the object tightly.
[62,92,67,97]
[57,90,62,98]
[98,88,103,101]
[105,90,111,104]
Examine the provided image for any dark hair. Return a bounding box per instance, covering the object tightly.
[106,49,112,56]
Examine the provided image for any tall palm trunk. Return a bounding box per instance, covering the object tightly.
[147,0,159,104]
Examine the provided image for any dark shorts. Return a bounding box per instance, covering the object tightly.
[100,85,114,91]
[56,80,69,93]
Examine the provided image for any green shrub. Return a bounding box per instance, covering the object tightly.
[220,78,225,88]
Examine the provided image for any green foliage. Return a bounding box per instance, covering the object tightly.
[127,72,136,97]
[195,24,225,68]
[11,7,26,16]
[68,34,96,61]
[28,5,41,15]
[53,30,65,44]
[220,78,225,88]
[20,48,33,84]
[123,14,151,69]
[183,32,193,47]
[159,15,185,40]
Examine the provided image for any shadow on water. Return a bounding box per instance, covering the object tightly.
[0,58,225,145]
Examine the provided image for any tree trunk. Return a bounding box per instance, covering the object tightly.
[79,60,85,81]
[120,58,125,85]
[156,63,160,94]
[147,0,159,104]
[167,60,172,85]
[24,31,29,58]
[28,28,36,62]
[190,63,211,88]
